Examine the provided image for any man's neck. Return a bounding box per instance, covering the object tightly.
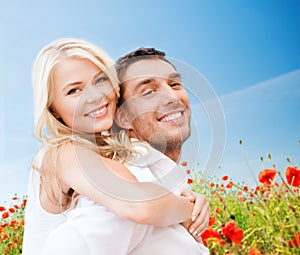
[151,143,181,163]
[128,133,182,163]
[164,149,181,163]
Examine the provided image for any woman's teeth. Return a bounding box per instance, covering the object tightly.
[89,107,105,116]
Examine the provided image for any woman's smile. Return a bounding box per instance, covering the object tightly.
[51,57,117,133]
[85,104,108,118]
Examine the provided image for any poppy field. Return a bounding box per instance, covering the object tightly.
[185,152,300,254]
[0,196,26,255]
[1,149,299,254]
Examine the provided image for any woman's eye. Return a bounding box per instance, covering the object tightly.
[95,76,108,85]
[67,88,81,95]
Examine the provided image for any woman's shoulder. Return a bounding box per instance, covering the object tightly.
[100,156,137,181]
[48,140,83,159]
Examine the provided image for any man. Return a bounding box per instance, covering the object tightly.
[113,47,209,254]
[115,47,191,163]
[42,48,210,255]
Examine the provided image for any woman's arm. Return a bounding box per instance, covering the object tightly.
[180,190,210,242]
[55,142,194,227]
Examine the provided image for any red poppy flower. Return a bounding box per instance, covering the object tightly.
[237,190,243,196]
[208,216,216,227]
[258,169,277,185]
[187,178,193,184]
[222,175,229,181]
[181,161,188,167]
[288,232,300,247]
[201,227,225,246]
[285,166,300,187]
[209,182,215,188]
[226,181,234,189]
[249,247,262,255]
[21,198,27,208]
[0,206,6,212]
[10,220,17,226]
[221,221,244,244]
[8,208,15,213]
[2,234,8,240]
[2,211,9,219]
[215,208,221,214]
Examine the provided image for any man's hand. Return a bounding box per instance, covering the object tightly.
[180,189,210,242]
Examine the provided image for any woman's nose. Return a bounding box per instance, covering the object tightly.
[84,83,104,103]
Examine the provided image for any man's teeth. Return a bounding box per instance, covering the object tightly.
[89,107,105,116]
[160,112,182,122]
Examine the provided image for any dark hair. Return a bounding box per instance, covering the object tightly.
[115,47,175,105]
[115,47,175,83]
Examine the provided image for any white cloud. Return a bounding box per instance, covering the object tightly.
[221,69,300,114]
[186,70,300,183]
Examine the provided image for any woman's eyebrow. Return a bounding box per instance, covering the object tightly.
[92,71,104,84]
[62,81,82,92]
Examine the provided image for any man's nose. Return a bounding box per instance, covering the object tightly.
[160,82,180,106]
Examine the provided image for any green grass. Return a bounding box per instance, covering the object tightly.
[1,158,299,255]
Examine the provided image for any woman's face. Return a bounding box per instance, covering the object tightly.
[51,57,117,134]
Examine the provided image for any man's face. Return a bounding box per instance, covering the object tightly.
[116,59,191,154]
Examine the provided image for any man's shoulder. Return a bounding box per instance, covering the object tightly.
[128,138,175,167]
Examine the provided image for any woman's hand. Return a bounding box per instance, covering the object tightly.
[180,189,210,242]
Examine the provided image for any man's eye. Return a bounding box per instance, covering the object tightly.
[170,82,181,88]
[67,88,81,95]
[142,90,155,96]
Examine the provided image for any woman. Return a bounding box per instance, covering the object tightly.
[22,38,208,254]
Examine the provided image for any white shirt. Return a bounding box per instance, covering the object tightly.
[24,144,209,255]
[42,197,136,255]
[22,148,69,255]
[125,144,209,255]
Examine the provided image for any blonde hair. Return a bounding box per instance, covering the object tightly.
[32,37,135,210]
[33,37,120,146]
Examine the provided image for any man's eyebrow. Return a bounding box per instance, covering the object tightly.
[137,77,155,85]
[131,77,156,91]
[127,72,181,91]
[169,72,181,80]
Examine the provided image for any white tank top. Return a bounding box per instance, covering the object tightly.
[22,148,69,255]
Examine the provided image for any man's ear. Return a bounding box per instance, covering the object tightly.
[114,107,132,129]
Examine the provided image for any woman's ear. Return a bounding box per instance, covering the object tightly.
[114,107,132,129]
[50,107,60,119]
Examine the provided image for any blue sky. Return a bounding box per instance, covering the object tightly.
[0,0,299,203]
